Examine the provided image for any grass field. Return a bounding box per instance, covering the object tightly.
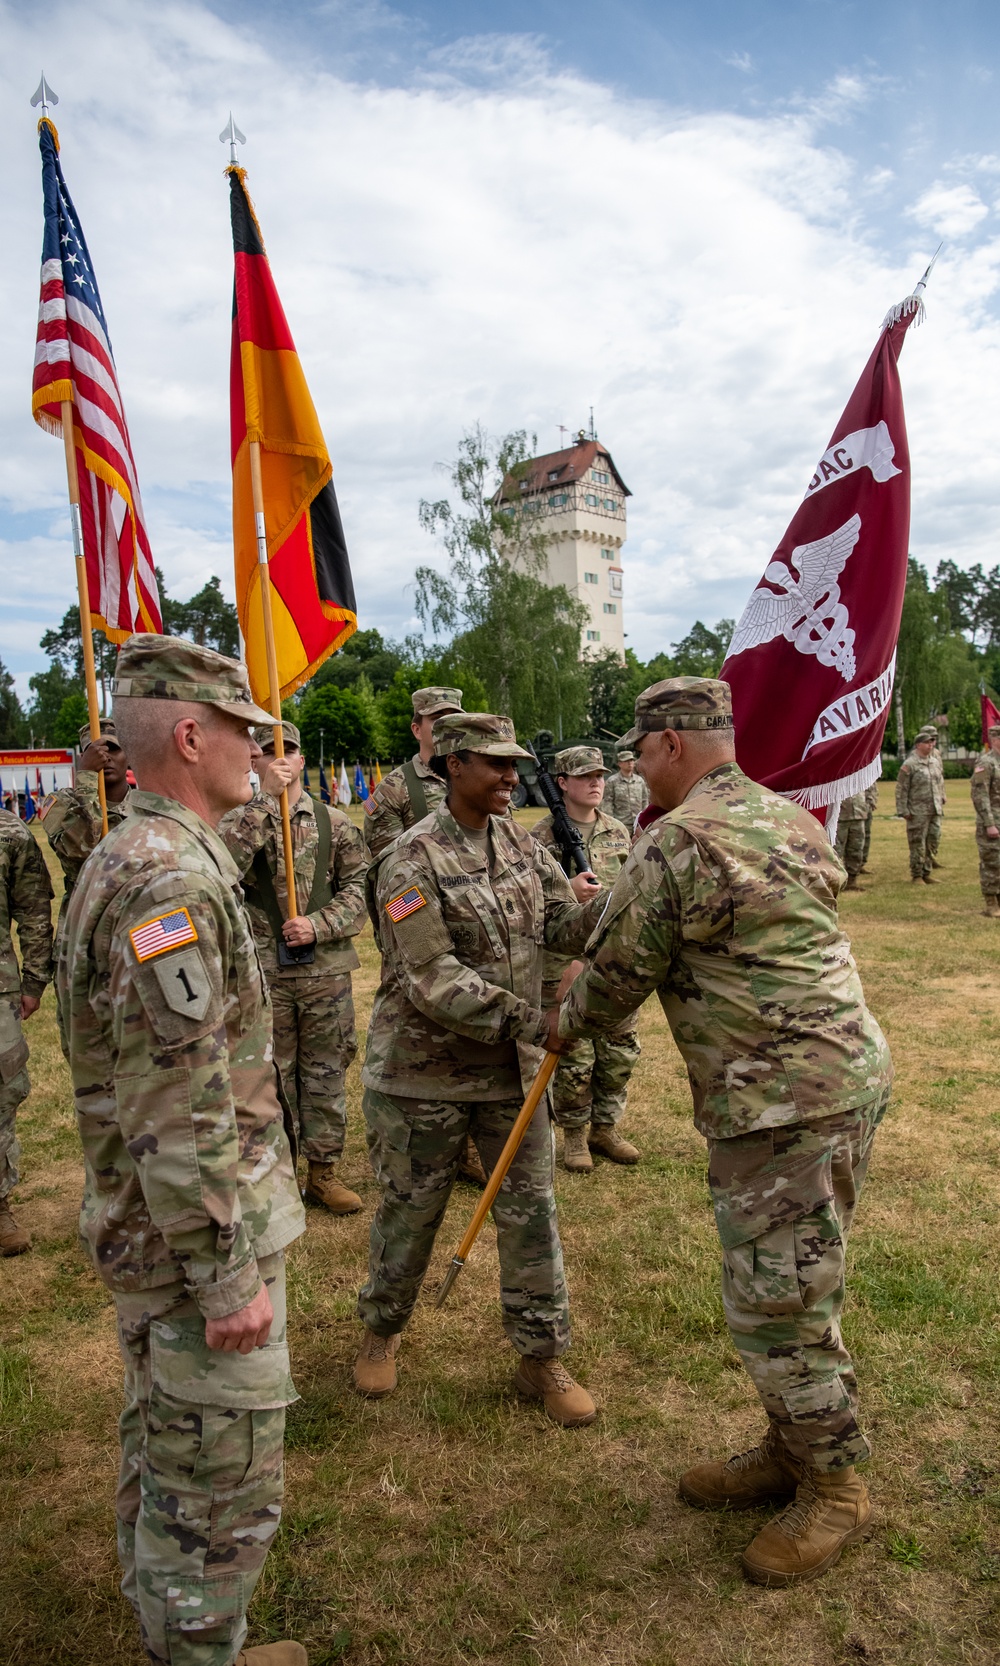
[3,786,1000,1665]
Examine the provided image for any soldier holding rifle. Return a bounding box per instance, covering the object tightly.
[355,712,606,1425]
[553,677,892,1587]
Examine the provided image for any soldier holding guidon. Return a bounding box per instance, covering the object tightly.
[531,745,640,1172]
[604,746,649,827]
[971,723,1000,917]
[895,725,945,883]
[0,801,53,1257]
[221,719,367,1215]
[58,635,308,1666]
[42,718,133,934]
[355,712,607,1426]
[554,677,892,1586]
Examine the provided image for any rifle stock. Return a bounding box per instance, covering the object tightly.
[524,742,591,876]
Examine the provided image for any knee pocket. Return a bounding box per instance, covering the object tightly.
[164,1572,245,1649]
[725,1212,845,1317]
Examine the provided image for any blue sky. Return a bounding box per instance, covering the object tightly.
[3,0,1000,700]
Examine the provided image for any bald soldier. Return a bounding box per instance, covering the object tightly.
[971,723,1000,917]
[42,719,133,933]
[531,745,641,1171]
[603,747,649,828]
[221,719,367,1214]
[58,636,308,1666]
[553,677,892,1587]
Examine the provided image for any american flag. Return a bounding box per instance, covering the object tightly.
[385,887,427,924]
[129,908,198,963]
[32,118,161,641]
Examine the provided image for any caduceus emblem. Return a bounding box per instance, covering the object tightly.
[727,514,861,682]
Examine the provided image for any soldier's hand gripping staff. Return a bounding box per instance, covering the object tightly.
[58,635,308,1666]
[554,677,893,1589]
[355,712,604,1427]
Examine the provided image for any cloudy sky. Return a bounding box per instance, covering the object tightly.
[3,0,1000,698]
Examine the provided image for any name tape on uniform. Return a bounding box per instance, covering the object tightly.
[129,907,199,962]
[385,886,427,923]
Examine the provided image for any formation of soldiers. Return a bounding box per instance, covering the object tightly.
[1,632,996,1663]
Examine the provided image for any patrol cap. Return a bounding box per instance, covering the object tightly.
[621,676,734,748]
[413,686,463,719]
[77,718,119,748]
[431,711,532,759]
[553,745,609,777]
[915,724,938,741]
[112,634,274,726]
[616,748,636,762]
[253,719,301,751]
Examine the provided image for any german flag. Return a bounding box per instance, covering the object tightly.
[228,168,356,701]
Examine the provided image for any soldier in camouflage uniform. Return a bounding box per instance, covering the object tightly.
[860,782,878,871]
[42,718,133,936]
[971,723,1000,916]
[603,747,649,827]
[833,791,867,891]
[896,726,945,882]
[58,635,308,1666]
[555,677,892,1587]
[221,719,367,1214]
[0,808,53,1256]
[363,685,487,1188]
[531,745,640,1171]
[355,712,607,1426]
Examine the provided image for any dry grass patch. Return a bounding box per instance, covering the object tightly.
[3,788,1000,1663]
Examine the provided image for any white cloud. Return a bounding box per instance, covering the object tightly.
[907,182,990,239]
[2,0,1000,701]
[726,52,753,74]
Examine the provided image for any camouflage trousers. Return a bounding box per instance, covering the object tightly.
[906,813,941,879]
[976,827,1000,899]
[114,1253,297,1666]
[834,819,865,878]
[0,995,30,1201]
[862,812,874,869]
[269,972,357,1163]
[708,1090,889,1473]
[551,1030,640,1128]
[358,1087,570,1357]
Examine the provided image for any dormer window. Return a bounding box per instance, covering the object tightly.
[548,470,560,481]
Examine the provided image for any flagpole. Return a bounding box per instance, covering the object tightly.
[60,402,109,836]
[248,437,299,918]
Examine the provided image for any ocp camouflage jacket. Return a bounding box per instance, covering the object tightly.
[364,803,606,1100]
[971,751,1000,828]
[58,792,305,1316]
[604,770,649,826]
[895,752,944,817]
[363,754,448,864]
[560,763,892,1141]
[532,807,630,988]
[43,774,133,905]
[0,809,53,998]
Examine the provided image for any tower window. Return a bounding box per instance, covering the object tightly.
[584,572,598,584]
[603,498,617,512]
[586,630,601,642]
[601,547,614,560]
[548,493,567,507]
[585,493,598,507]
[603,602,617,614]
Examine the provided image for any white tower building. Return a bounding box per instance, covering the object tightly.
[497,430,630,658]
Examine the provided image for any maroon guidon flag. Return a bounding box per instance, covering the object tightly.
[982,692,1000,749]
[721,263,935,828]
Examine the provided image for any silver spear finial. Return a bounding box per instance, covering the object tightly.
[219,113,246,165]
[30,75,59,120]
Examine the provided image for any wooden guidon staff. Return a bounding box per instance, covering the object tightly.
[248,437,298,918]
[60,400,108,837]
[435,1051,561,1309]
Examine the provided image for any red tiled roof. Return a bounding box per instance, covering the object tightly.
[497,437,631,501]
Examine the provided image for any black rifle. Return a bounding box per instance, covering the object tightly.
[524,742,592,877]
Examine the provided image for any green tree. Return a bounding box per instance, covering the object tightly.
[39,605,116,712]
[310,628,405,696]
[416,425,589,736]
[26,663,79,744]
[52,693,90,746]
[669,619,734,677]
[586,648,647,740]
[0,660,25,747]
[896,559,979,745]
[168,576,239,657]
[296,685,375,764]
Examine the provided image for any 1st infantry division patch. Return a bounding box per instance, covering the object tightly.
[385,887,427,923]
[129,907,199,962]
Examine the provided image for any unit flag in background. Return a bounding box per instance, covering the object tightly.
[721,269,933,830]
[31,118,161,639]
[982,692,1000,748]
[228,167,357,703]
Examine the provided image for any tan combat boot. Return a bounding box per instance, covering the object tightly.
[844,874,864,892]
[982,896,1000,918]
[457,1135,488,1187]
[679,1424,802,1510]
[514,1357,597,1427]
[741,1466,872,1586]
[922,874,937,884]
[588,1125,640,1164]
[235,1644,308,1665]
[0,1199,30,1257]
[353,1327,401,1397]
[305,1162,362,1214]
[563,1127,593,1172]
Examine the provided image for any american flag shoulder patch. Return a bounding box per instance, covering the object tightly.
[129,907,199,963]
[363,794,376,815]
[385,886,427,924]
